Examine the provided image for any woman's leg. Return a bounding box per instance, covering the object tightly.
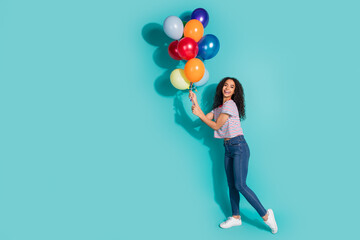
[224,151,240,217]
[233,140,267,217]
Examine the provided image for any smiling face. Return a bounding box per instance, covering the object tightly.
[222,79,235,99]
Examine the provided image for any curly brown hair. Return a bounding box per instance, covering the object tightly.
[212,77,246,120]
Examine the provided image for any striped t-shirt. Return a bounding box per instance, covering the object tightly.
[211,99,243,138]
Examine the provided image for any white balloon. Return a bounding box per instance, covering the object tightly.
[194,68,209,87]
[163,16,184,40]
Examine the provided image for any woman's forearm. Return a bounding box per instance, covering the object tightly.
[198,111,218,130]
[192,98,220,130]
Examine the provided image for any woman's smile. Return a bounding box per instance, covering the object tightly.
[222,79,235,98]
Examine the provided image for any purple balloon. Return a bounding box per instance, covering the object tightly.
[191,8,209,28]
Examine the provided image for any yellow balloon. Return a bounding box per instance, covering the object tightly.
[170,69,190,90]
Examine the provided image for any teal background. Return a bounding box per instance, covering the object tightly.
[1,0,359,239]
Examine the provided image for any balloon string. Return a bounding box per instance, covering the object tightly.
[189,82,194,104]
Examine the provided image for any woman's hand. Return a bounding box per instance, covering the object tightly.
[191,104,204,117]
[189,90,204,117]
[189,90,198,105]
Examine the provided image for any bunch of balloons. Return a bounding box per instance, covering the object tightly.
[163,8,220,90]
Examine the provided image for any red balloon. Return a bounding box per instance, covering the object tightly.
[168,41,182,60]
[177,37,199,60]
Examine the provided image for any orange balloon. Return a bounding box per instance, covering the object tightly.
[184,19,204,42]
[184,58,205,83]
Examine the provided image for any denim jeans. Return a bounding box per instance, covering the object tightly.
[224,135,267,217]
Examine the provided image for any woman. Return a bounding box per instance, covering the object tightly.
[189,77,278,234]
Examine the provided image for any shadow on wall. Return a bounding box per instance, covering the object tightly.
[142,18,231,217]
[141,11,192,97]
[142,22,178,97]
[173,84,232,217]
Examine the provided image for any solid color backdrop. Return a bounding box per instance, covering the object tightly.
[0,0,359,239]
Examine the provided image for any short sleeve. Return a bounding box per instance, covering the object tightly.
[221,100,236,116]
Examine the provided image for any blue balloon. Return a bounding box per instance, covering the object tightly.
[191,8,209,28]
[197,34,220,60]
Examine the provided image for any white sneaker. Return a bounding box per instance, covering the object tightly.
[264,209,278,234]
[219,216,242,229]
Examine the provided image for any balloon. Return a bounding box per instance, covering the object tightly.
[177,37,199,60]
[191,8,209,28]
[168,41,182,60]
[184,58,205,83]
[194,68,209,87]
[163,16,184,40]
[184,19,204,42]
[170,69,190,90]
[197,34,220,60]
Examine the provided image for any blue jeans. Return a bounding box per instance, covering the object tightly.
[224,135,267,217]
